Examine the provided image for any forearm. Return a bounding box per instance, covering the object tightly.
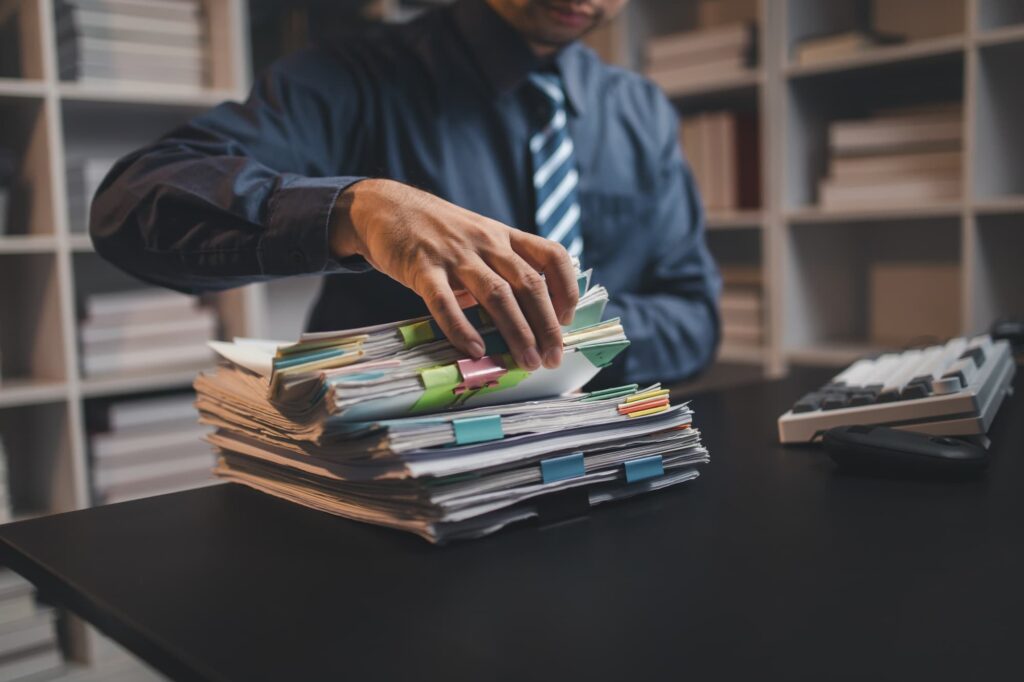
[90,143,368,294]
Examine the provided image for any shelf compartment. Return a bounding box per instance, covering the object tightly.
[783,217,962,356]
[709,228,767,366]
[60,99,211,234]
[977,0,1024,32]
[0,253,67,384]
[783,57,963,211]
[0,95,56,236]
[969,214,1024,333]
[0,402,77,515]
[785,0,965,72]
[973,40,1024,200]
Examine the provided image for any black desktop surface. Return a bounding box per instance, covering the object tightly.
[2,368,1023,682]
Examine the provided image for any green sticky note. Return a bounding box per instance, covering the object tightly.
[411,364,462,413]
[399,320,437,349]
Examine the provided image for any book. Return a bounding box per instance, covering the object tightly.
[84,288,203,326]
[829,111,962,155]
[81,309,217,355]
[681,111,759,212]
[818,176,960,209]
[829,149,962,181]
[647,55,750,94]
[646,23,751,64]
[82,342,213,377]
[92,425,210,461]
[0,608,56,658]
[107,392,199,431]
[794,30,903,66]
[0,644,64,681]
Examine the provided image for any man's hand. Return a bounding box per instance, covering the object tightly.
[329,179,578,371]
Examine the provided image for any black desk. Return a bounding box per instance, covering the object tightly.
[2,369,1023,682]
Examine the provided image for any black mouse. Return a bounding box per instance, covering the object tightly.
[822,425,989,475]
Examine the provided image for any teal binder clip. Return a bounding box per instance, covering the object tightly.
[540,452,585,483]
[452,414,504,445]
[624,455,664,483]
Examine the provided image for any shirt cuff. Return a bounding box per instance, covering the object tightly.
[260,174,371,275]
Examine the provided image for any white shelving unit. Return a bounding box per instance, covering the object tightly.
[0,0,262,668]
[611,0,1024,375]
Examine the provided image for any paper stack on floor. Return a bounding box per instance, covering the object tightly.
[196,268,710,543]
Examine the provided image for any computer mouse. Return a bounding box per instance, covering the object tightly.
[822,425,989,475]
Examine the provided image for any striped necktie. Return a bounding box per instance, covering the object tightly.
[527,72,583,261]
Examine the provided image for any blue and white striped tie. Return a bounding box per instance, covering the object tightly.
[527,72,583,261]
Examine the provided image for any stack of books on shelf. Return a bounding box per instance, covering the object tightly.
[680,110,760,213]
[66,157,116,234]
[793,30,903,66]
[90,392,216,504]
[645,22,755,95]
[79,288,217,378]
[718,265,763,356]
[55,0,207,89]
[819,103,962,210]
[0,438,66,682]
[194,265,710,543]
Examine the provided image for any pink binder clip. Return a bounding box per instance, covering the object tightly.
[453,356,508,394]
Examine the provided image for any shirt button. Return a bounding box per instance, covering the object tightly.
[290,250,305,266]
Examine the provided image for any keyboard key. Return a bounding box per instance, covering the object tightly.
[821,394,850,410]
[793,393,825,413]
[958,347,985,367]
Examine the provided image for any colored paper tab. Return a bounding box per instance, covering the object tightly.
[541,452,586,484]
[452,414,504,445]
[624,455,664,483]
[578,340,630,368]
[618,397,670,415]
[625,388,669,403]
[398,320,437,348]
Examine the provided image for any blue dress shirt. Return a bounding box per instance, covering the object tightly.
[90,0,721,385]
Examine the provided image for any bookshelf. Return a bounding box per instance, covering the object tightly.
[0,0,261,670]
[613,0,1024,377]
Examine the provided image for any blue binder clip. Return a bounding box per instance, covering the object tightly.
[540,452,585,483]
[624,455,664,483]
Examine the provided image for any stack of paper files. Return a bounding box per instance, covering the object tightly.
[820,103,962,209]
[645,23,754,95]
[196,269,710,543]
[79,288,217,377]
[90,392,217,504]
[56,0,207,89]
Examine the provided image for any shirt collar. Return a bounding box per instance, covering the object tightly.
[451,0,587,116]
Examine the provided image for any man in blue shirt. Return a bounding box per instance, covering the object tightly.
[91,0,721,385]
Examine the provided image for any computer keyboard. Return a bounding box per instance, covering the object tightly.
[778,335,1017,443]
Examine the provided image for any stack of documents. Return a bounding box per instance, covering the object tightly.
[90,392,216,504]
[56,0,208,89]
[79,288,216,377]
[196,269,710,543]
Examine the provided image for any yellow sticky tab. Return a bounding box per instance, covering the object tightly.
[626,405,670,418]
[625,388,669,404]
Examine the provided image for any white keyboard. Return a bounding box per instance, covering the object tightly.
[778,335,1017,443]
